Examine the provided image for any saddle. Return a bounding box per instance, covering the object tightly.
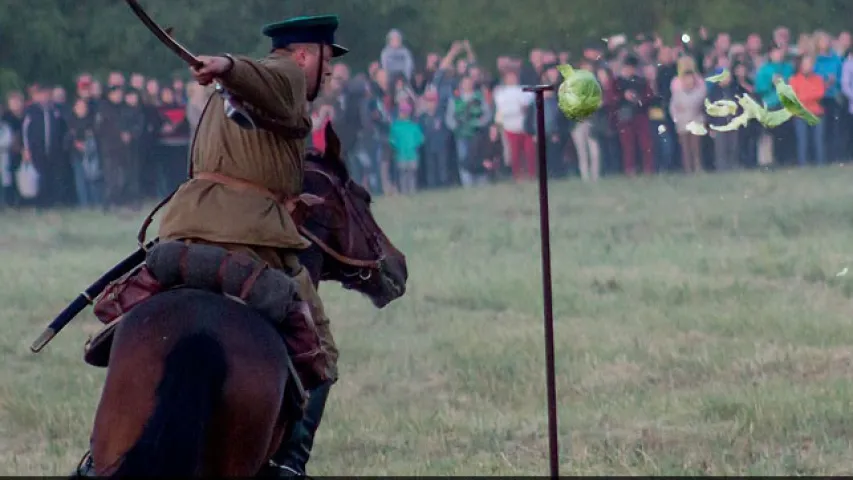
[84,240,330,392]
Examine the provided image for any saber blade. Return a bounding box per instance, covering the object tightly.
[124,0,204,68]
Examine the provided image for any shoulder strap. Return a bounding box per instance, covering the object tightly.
[136,92,217,249]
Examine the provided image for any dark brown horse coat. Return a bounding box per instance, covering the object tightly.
[86,128,408,477]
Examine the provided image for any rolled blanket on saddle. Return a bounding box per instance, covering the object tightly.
[89,240,329,391]
[145,240,302,320]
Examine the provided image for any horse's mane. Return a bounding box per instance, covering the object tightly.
[304,125,372,205]
[305,148,349,183]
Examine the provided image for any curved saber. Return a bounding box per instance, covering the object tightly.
[125,0,259,130]
[125,0,204,68]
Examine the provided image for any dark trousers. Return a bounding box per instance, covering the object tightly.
[618,115,654,175]
[422,146,450,188]
[822,99,845,162]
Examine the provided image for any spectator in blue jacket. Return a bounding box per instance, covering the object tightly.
[814,31,845,162]
[754,44,794,166]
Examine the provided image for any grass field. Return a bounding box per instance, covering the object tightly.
[3,167,853,475]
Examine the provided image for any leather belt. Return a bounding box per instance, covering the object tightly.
[194,171,297,211]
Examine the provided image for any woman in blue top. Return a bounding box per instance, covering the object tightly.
[754,44,795,167]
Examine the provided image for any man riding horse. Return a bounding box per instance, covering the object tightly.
[163,15,348,476]
[78,14,350,477]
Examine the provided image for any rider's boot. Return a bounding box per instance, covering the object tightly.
[267,379,333,477]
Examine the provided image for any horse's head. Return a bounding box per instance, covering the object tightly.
[298,122,407,308]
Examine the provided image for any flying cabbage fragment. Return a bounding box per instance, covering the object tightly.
[557,64,603,121]
[703,77,819,132]
[705,68,731,84]
[707,93,788,131]
[736,92,795,128]
[762,108,794,128]
[686,121,708,136]
[709,112,750,132]
[704,98,738,118]
[774,77,820,126]
[737,94,766,121]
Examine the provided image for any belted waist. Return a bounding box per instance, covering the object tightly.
[192,171,324,225]
[193,171,299,212]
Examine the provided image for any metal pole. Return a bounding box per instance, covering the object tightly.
[523,83,559,479]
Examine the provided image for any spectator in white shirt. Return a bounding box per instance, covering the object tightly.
[493,70,536,181]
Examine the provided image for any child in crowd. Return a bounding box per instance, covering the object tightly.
[479,123,505,182]
[388,101,424,195]
[417,89,451,188]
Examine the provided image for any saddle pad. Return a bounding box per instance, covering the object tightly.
[83,292,249,368]
[83,317,122,368]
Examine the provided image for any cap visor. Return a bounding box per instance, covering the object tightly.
[332,44,349,57]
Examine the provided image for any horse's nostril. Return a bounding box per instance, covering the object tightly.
[387,254,408,284]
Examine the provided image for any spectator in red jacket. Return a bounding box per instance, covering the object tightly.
[789,54,827,166]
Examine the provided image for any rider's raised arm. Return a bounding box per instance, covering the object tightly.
[218,54,307,122]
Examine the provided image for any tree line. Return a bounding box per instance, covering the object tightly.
[1,0,849,94]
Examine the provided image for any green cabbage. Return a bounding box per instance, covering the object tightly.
[557,64,603,121]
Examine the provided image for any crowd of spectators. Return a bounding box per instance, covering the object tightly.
[0,72,209,210]
[2,25,853,209]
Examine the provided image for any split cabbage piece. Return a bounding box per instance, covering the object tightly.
[709,112,750,132]
[762,108,794,128]
[774,77,819,126]
[686,121,708,136]
[705,68,731,84]
[702,77,817,132]
[704,98,738,118]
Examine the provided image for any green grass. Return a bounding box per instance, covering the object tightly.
[3,167,853,475]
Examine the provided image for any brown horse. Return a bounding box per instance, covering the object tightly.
[85,124,407,477]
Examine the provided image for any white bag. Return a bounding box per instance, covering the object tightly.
[15,162,39,199]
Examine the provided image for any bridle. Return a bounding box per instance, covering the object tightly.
[298,159,386,283]
[307,43,326,102]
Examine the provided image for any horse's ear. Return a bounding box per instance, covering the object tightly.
[324,121,342,163]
